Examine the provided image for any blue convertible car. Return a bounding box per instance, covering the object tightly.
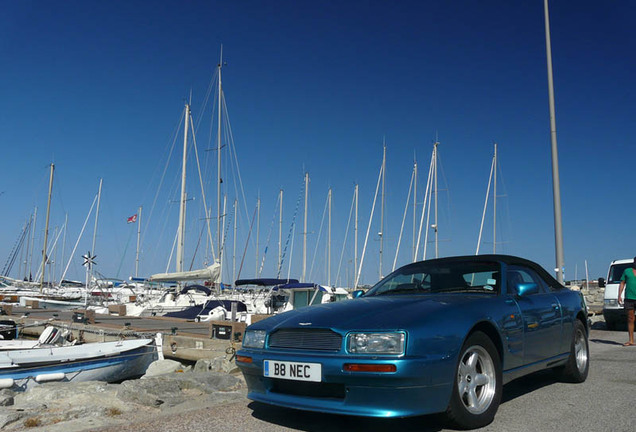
[236,255,589,429]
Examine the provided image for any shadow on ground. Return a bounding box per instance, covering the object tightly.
[590,338,625,346]
[248,401,445,432]
[247,368,566,432]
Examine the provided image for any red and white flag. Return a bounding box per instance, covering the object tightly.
[127,214,138,224]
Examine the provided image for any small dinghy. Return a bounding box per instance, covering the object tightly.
[0,336,158,390]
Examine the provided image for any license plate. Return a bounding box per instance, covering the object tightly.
[263,360,322,382]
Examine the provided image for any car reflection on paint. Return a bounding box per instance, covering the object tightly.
[236,255,589,429]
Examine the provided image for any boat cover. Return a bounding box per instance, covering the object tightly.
[163,299,247,319]
[179,285,212,296]
[234,278,299,287]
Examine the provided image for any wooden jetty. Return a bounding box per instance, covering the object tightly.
[1,305,252,362]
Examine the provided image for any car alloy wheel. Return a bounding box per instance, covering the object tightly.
[446,331,502,429]
[574,325,588,373]
[457,344,497,415]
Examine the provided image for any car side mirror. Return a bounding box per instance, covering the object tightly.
[598,277,605,288]
[517,282,539,296]
[352,290,365,298]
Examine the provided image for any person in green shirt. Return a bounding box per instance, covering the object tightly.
[618,257,636,346]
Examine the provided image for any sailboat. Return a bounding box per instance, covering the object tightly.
[147,103,221,286]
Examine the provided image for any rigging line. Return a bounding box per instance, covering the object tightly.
[278,177,304,278]
[140,109,185,250]
[355,160,384,288]
[436,150,453,243]
[236,205,257,281]
[189,115,217,262]
[422,159,434,261]
[495,153,511,251]
[196,73,218,197]
[308,191,329,282]
[188,217,208,272]
[193,67,218,131]
[2,218,31,277]
[40,218,67,282]
[150,114,190,273]
[415,151,435,260]
[335,186,356,287]
[393,165,415,271]
[258,199,278,277]
[476,153,496,255]
[59,194,98,284]
[287,223,296,281]
[166,226,179,273]
[220,204,233,278]
[222,93,252,226]
[115,226,135,279]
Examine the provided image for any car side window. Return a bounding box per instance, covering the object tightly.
[507,266,547,295]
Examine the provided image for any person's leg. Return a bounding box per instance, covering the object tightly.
[627,309,635,345]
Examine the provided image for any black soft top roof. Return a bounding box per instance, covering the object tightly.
[399,254,563,288]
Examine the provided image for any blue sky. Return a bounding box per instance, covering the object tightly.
[1,0,634,286]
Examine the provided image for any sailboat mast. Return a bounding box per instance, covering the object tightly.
[217,49,223,268]
[177,104,190,273]
[234,199,238,283]
[91,178,102,257]
[434,142,439,259]
[255,196,260,277]
[493,143,497,254]
[278,189,283,274]
[379,142,386,279]
[328,187,332,286]
[135,206,142,277]
[29,207,37,280]
[354,183,358,285]
[413,160,417,262]
[40,163,54,291]
[302,172,309,282]
[61,213,67,281]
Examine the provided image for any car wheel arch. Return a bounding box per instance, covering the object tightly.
[464,321,504,366]
[575,312,588,334]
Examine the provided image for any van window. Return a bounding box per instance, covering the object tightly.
[608,263,633,283]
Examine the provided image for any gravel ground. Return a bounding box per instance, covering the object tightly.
[82,315,636,432]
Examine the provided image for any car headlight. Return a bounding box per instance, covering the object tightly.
[605,299,618,307]
[347,332,405,355]
[242,330,266,349]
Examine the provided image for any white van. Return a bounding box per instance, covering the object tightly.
[599,258,634,330]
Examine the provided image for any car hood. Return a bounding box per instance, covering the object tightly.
[252,294,490,331]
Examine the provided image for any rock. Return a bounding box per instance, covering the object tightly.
[142,359,189,378]
[0,389,14,407]
[14,381,112,406]
[0,367,245,431]
[0,410,24,428]
[4,381,151,431]
[193,358,215,372]
[116,371,243,408]
[194,356,240,374]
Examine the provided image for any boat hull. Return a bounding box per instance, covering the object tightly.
[0,339,157,390]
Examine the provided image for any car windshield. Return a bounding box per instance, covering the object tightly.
[365,261,500,296]
[608,263,633,284]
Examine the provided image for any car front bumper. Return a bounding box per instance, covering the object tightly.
[603,306,626,322]
[236,349,454,418]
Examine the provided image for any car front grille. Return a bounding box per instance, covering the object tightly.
[268,328,342,352]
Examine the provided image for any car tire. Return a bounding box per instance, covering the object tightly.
[554,320,589,383]
[446,331,502,429]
